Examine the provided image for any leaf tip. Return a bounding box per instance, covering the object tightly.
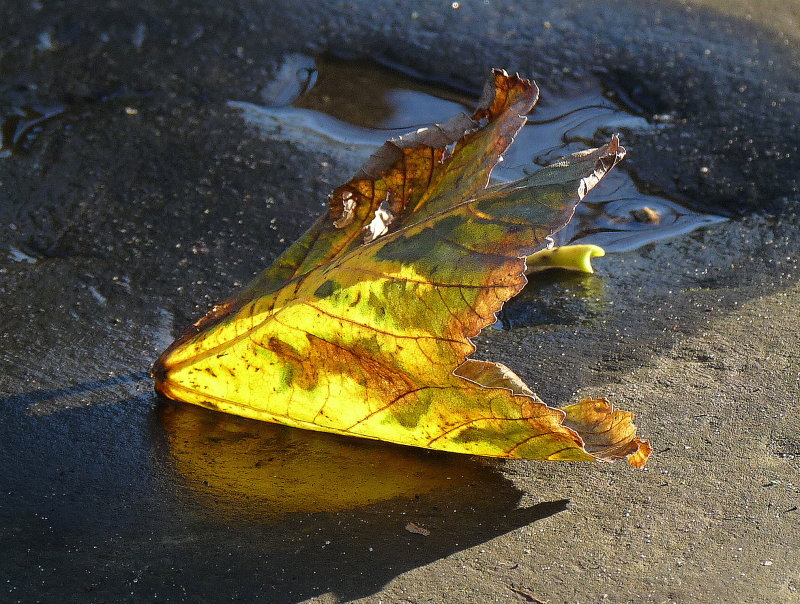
[626,437,653,468]
[561,397,652,467]
[475,69,540,121]
[575,135,627,201]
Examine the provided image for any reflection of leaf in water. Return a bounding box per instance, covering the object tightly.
[154,70,651,467]
[159,402,502,515]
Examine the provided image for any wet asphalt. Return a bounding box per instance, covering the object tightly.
[1,1,798,602]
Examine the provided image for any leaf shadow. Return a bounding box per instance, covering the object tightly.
[0,383,569,603]
[153,401,570,601]
[0,371,150,410]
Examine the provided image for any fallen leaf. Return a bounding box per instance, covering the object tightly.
[153,69,650,466]
[405,522,431,536]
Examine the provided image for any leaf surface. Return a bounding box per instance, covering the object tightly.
[153,70,650,465]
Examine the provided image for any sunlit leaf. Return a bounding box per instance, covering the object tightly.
[153,69,650,466]
[525,244,605,274]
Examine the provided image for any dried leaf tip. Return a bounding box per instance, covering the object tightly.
[561,398,652,468]
[603,134,626,168]
[572,134,625,200]
[475,69,539,122]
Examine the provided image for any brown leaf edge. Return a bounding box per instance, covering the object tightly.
[456,360,652,467]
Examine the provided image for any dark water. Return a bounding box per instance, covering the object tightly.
[0,104,65,157]
[232,54,725,253]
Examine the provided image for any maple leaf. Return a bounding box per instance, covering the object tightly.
[153,69,651,466]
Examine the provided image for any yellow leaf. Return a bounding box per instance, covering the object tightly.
[153,69,651,467]
[525,244,605,274]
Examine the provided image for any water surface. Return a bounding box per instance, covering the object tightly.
[233,54,726,253]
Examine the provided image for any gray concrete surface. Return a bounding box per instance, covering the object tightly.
[1,1,798,602]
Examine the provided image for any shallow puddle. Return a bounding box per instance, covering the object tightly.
[233,54,725,253]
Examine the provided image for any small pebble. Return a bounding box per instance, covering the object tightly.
[631,206,661,224]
